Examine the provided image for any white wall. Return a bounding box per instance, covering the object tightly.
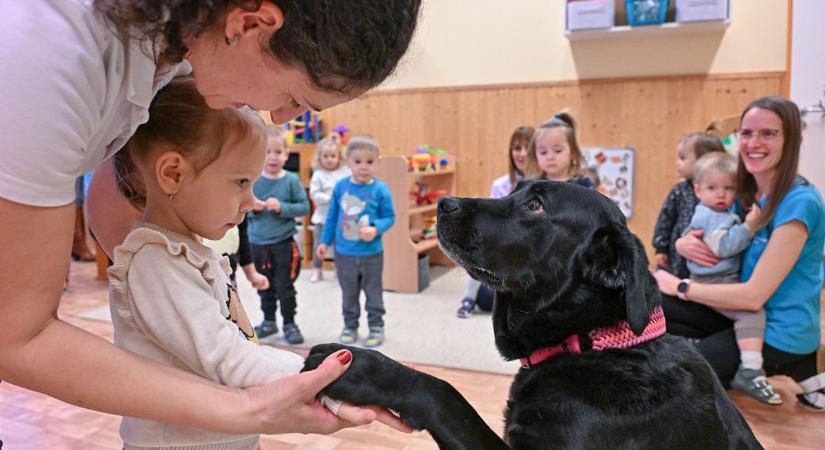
[383,0,787,89]
[790,0,825,195]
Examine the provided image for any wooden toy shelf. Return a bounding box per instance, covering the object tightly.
[376,154,456,293]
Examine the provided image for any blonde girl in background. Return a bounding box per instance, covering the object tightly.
[525,112,597,189]
[652,128,727,279]
[309,137,351,282]
[108,76,351,449]
[457,125,534,318]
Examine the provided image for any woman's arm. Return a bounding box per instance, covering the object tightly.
[656,221,809,311]
[0,197,398,435]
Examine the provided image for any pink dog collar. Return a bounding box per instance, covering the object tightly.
[519,306,666,369]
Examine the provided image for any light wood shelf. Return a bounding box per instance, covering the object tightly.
[376,154,456,293]
[565,19,729,41]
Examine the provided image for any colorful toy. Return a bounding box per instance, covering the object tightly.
[421,216,437,240]
[285,111,324,143]
[409,145,450,172]
[331,124,350,145]
[411,181,448,206]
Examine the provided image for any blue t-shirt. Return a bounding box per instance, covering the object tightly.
[321,177,396,256]
[740,177,825,354]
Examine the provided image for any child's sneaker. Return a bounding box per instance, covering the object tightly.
[339,327,357,344]
[364,327,384,348]
[731,366,782,405]
[309,268,322,283]
[282,323,304,345]
[456,297,475,318]
[254,320,278,338]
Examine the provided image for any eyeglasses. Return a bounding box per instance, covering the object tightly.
[739,128,781,142]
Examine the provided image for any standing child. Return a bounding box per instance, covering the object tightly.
[309,137,351,282]
[247,126,310,344]
[108,77,309,449]
[652,129,726,278]
[679,152,780,405]
[457,125,534,318]
[525,112,597,188]
[317,135,396,348]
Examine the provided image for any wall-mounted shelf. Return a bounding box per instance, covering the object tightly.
[565,19,729,41]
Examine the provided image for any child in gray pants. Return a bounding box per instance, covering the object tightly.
[680,152,780,405]
[317,135,396,348]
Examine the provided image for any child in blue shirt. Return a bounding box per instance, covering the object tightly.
[681,152,780,405]
[247,126,310,345]
[317,135,395,347]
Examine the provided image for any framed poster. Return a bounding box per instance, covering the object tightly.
[582,147,635,218]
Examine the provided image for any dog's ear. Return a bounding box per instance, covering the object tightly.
[581,221,660,335]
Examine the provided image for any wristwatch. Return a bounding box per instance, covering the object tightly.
[677,279,692,300]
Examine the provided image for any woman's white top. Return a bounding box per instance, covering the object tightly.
[0,0,190,207]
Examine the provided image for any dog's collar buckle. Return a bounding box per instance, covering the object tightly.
[519,306,666,369]
[519,335,582,368]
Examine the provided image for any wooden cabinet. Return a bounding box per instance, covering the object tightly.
[376,155,456,293]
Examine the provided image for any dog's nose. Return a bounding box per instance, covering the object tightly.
[438,196,460,214]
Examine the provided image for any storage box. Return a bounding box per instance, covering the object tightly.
[675,0,728,23]
[625,0,668,26]
[417,254,430,292]
[566,0,615,31]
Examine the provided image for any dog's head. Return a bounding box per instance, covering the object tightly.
[436,180,660,359]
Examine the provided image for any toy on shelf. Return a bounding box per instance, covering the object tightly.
[329,124,350,146]
[421,216,437,240]
[284,111,324,143]
[411,181,448,206]
[408,145,451,173]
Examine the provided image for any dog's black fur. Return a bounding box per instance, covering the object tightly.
[303,180,762,449]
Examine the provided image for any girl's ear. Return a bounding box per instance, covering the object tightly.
[223,2,285,42]
[155,151,192,197]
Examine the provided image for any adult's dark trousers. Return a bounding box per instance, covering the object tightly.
[252,238,301,324]
[662,294,818,385]
[335,252,385,330]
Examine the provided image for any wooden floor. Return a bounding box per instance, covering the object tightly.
[1,261,823,450]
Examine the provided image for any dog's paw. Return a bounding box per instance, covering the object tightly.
[302,343,431,430]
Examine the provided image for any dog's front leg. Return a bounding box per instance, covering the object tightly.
[303,344,509,450]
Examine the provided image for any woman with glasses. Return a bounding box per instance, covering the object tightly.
[654,96,825,411]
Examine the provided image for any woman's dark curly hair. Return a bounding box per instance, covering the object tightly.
[94,0,422,92]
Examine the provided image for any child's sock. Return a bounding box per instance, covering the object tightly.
[740,351,763,370]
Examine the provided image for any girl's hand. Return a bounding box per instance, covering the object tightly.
[241,350,412,435]
[316,244,327,261]
[675,230,720,267]
[359,226,378,242]
[653,269,680,296]
[654,253,669,269]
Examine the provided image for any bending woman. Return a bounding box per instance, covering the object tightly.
[0,0,420,437]
[654,96,825,411]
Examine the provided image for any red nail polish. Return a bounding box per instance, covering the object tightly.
[337,350,352,365]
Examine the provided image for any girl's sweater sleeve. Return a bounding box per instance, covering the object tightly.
[652,187,678,253]
[278,176,310,218]
[372,184,396,235]
[124,246,303,387]
[310,172,332,206]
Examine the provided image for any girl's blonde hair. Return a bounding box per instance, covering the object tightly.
[525,111,584,180]
[114,76,266,209]
[507,126,535,185]
[265,124,289,149]
[313,137,345,170]
[346,134,380,155]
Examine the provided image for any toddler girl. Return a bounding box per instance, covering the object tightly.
[309,137,351,282]
[652,128,726,278]
[457,125,534,318]
[525,112,596,188]
[109,76,307,449]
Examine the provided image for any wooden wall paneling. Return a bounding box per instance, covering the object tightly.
[320,73,784,260]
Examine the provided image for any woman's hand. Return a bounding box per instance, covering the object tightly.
[241,350,412,435]
[675,230,720,267]
[653,269,680,296]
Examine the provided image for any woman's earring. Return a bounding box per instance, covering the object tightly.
[225,34,240,47]
[168,193,176,200]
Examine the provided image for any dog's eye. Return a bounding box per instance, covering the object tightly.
[525,199,544,213]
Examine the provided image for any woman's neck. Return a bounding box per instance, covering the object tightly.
[753,170,778,200]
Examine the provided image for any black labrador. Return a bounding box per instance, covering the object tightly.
[303,180,762,449]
